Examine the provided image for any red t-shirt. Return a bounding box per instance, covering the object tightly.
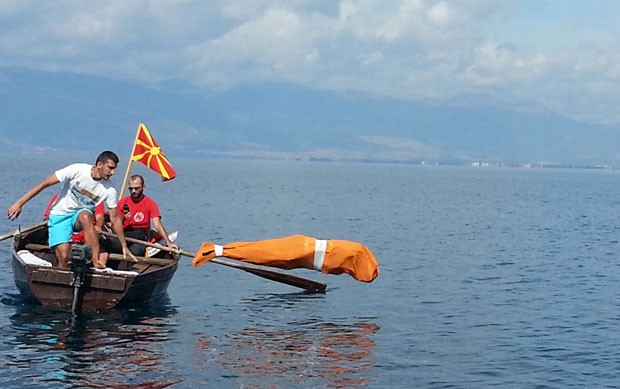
[44,193,105,243]
[118,195,161,231]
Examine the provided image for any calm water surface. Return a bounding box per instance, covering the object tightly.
[1,157,620,388]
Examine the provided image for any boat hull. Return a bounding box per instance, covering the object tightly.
[11,226,180,311]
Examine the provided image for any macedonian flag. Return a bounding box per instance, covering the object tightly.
[131,123,176,181]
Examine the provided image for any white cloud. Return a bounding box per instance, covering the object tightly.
[464,42,551,86]
[426,1,453,26]
[200,9,317,68]
[359,51,385,66]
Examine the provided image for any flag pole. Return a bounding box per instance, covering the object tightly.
[119,123,142,201]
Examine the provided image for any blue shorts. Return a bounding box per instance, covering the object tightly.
[48,209,93,247]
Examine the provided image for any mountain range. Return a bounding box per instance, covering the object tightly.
[1,66,619,167]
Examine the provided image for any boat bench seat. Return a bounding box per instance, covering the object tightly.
[24,243,176,266]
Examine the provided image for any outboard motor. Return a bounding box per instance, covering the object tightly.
[70,244,92,315]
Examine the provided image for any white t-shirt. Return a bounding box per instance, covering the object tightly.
[49,163,118,215]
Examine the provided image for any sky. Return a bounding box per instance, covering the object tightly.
[1,0,620,125]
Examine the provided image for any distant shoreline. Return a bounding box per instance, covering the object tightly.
[6,150,618,171]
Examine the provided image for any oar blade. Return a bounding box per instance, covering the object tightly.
[211,257,326,293]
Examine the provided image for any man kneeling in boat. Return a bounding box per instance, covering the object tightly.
[7,151,136,268]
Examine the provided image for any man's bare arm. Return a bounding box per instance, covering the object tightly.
[8,174,59,220]
[109,207,137,260]
[152,216,178,248]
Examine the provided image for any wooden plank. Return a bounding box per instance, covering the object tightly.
[30,268,128,291]
[24,243,53,251]
[108,253,174,266]
[31,268,72,285]
[24,243,175,266]
[0,221,47,242]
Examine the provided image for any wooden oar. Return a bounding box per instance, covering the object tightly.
[100,231,327,293]
[0,221,47,242]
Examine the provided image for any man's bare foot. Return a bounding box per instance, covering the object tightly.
[93,261,106,269]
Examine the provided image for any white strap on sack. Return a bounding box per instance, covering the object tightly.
[214,244,224,257]
[313,239,327,271]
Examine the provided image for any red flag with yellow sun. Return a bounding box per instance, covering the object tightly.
[131,123,176,181]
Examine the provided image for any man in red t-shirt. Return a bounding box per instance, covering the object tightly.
[111,174,177,256]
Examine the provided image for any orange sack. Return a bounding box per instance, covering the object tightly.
[193,234,379,283]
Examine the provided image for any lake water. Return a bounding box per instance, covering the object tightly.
[1,157,619,388]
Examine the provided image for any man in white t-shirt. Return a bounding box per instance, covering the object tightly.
[7,151,136,268]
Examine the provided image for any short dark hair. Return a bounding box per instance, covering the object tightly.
[129,174,145,185]
[96,151,119,165]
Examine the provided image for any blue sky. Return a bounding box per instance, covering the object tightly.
[503,1,620,50]
[1,0,619,124]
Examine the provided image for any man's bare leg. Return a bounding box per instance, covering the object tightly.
[54,242,70,268]
[78,211,102,268]
[98,251,109,268]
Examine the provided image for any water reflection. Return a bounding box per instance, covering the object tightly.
[1,295,182,388]
[194,293,379,387]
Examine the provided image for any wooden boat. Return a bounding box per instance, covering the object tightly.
[10,224,181,311]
